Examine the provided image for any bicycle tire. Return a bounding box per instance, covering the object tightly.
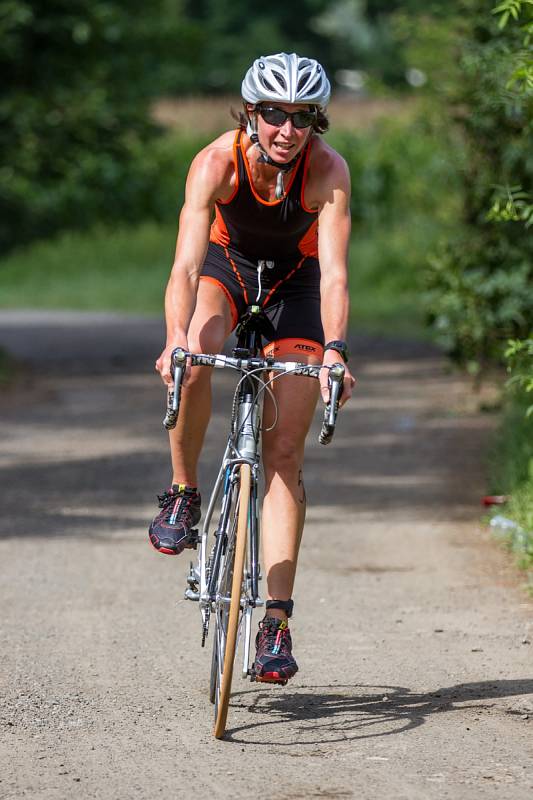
[209,634,217,705]
[213,463,251,739]
[209,482,237,710]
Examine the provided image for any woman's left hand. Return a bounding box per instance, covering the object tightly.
[319,347,356,407]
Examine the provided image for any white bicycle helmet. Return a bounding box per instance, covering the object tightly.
[242,52,331,110]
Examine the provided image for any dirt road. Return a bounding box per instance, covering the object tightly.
[1,311,532,799]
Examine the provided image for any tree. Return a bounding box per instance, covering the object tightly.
[423,0,533,372]
[0,0,198,252]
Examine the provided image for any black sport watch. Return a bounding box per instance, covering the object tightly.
[324,340,349,363]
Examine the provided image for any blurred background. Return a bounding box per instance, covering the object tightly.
[0,1,531,545]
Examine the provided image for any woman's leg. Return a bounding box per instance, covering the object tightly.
[149,279,235,555]
[261,359,320,620]
[168,279,234,486]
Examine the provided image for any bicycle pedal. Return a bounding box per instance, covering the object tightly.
[250,668,288,686]
[186,529,199,550]
[186,567,198,589]
[253,675,288,686]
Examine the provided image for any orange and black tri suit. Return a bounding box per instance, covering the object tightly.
[200,128,323,358]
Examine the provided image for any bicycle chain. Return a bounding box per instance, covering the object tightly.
[201,607,210,647]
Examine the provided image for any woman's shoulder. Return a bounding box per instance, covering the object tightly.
[304,136,350,209]
[308,136,349,180]
[188,129,241,191]
[196,129,240,168]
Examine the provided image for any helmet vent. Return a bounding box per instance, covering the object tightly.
[297,74,310,92]
[307,78,322,96]
[271,70,286,90]
[260,76,276,92]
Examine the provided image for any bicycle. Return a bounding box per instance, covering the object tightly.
[162,305,344,739]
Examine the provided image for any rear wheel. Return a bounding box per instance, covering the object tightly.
[213,463,251,739]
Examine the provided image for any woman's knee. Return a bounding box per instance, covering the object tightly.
[263,434,304,476]
[188,283,233,355]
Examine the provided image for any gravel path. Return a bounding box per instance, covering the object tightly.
[0,311,532,800]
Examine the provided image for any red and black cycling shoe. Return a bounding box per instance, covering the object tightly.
[148,484,201,555]
[252,617,298,685]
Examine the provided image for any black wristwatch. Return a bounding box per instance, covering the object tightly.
[324,340,349,363]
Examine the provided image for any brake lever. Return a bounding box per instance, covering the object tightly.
[318,362,344,445]
[163,347,188,430]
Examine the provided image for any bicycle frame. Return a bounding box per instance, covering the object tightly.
[183,309,268,680]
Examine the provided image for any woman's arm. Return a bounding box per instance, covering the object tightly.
[316,151,355,404]
[156,140,233,385]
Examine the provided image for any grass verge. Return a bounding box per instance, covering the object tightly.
[488,394,533,581]
[0,222,176,314]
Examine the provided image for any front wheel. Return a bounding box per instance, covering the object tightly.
[209,637,217,706]
[213,463,251,739]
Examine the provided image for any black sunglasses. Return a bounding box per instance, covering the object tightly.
[257,106,316,130]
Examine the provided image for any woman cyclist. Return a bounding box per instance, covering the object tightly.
[149,53,355,683]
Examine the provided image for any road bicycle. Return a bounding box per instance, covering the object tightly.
[162,305,344,739]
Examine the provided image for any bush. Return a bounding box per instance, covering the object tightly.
[489,334,533,570]
[489,391,533,568]
[327,114,460,228]
[421,1,533,370]
[505,337,533,416]
[0,1,200,254]
[327,115,462,334]
[425,236,532,372]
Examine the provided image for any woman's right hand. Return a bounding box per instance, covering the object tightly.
[155,341,189,387]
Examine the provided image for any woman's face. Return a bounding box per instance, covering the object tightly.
[253,103,314,164]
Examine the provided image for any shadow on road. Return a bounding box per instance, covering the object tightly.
[224,679,533,745]
[0,320,495,536]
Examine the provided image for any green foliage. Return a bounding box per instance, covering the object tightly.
[0,0,198,254]
[487,185,533,226]
[489,390,533,567]
[505,479,533,550]
[313,0,403,87]
[347,218,437,336]
[493,0,533,93]
[425,236,532,372]
[167,1,453,94]
[328,114,460,227]
[327,114,461,335]
[421,0,533,370]
[180,1,334,93]
[505,337,533,415]
[493,0,532,25]
[0,0,460,257]
[491,392,533,492]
